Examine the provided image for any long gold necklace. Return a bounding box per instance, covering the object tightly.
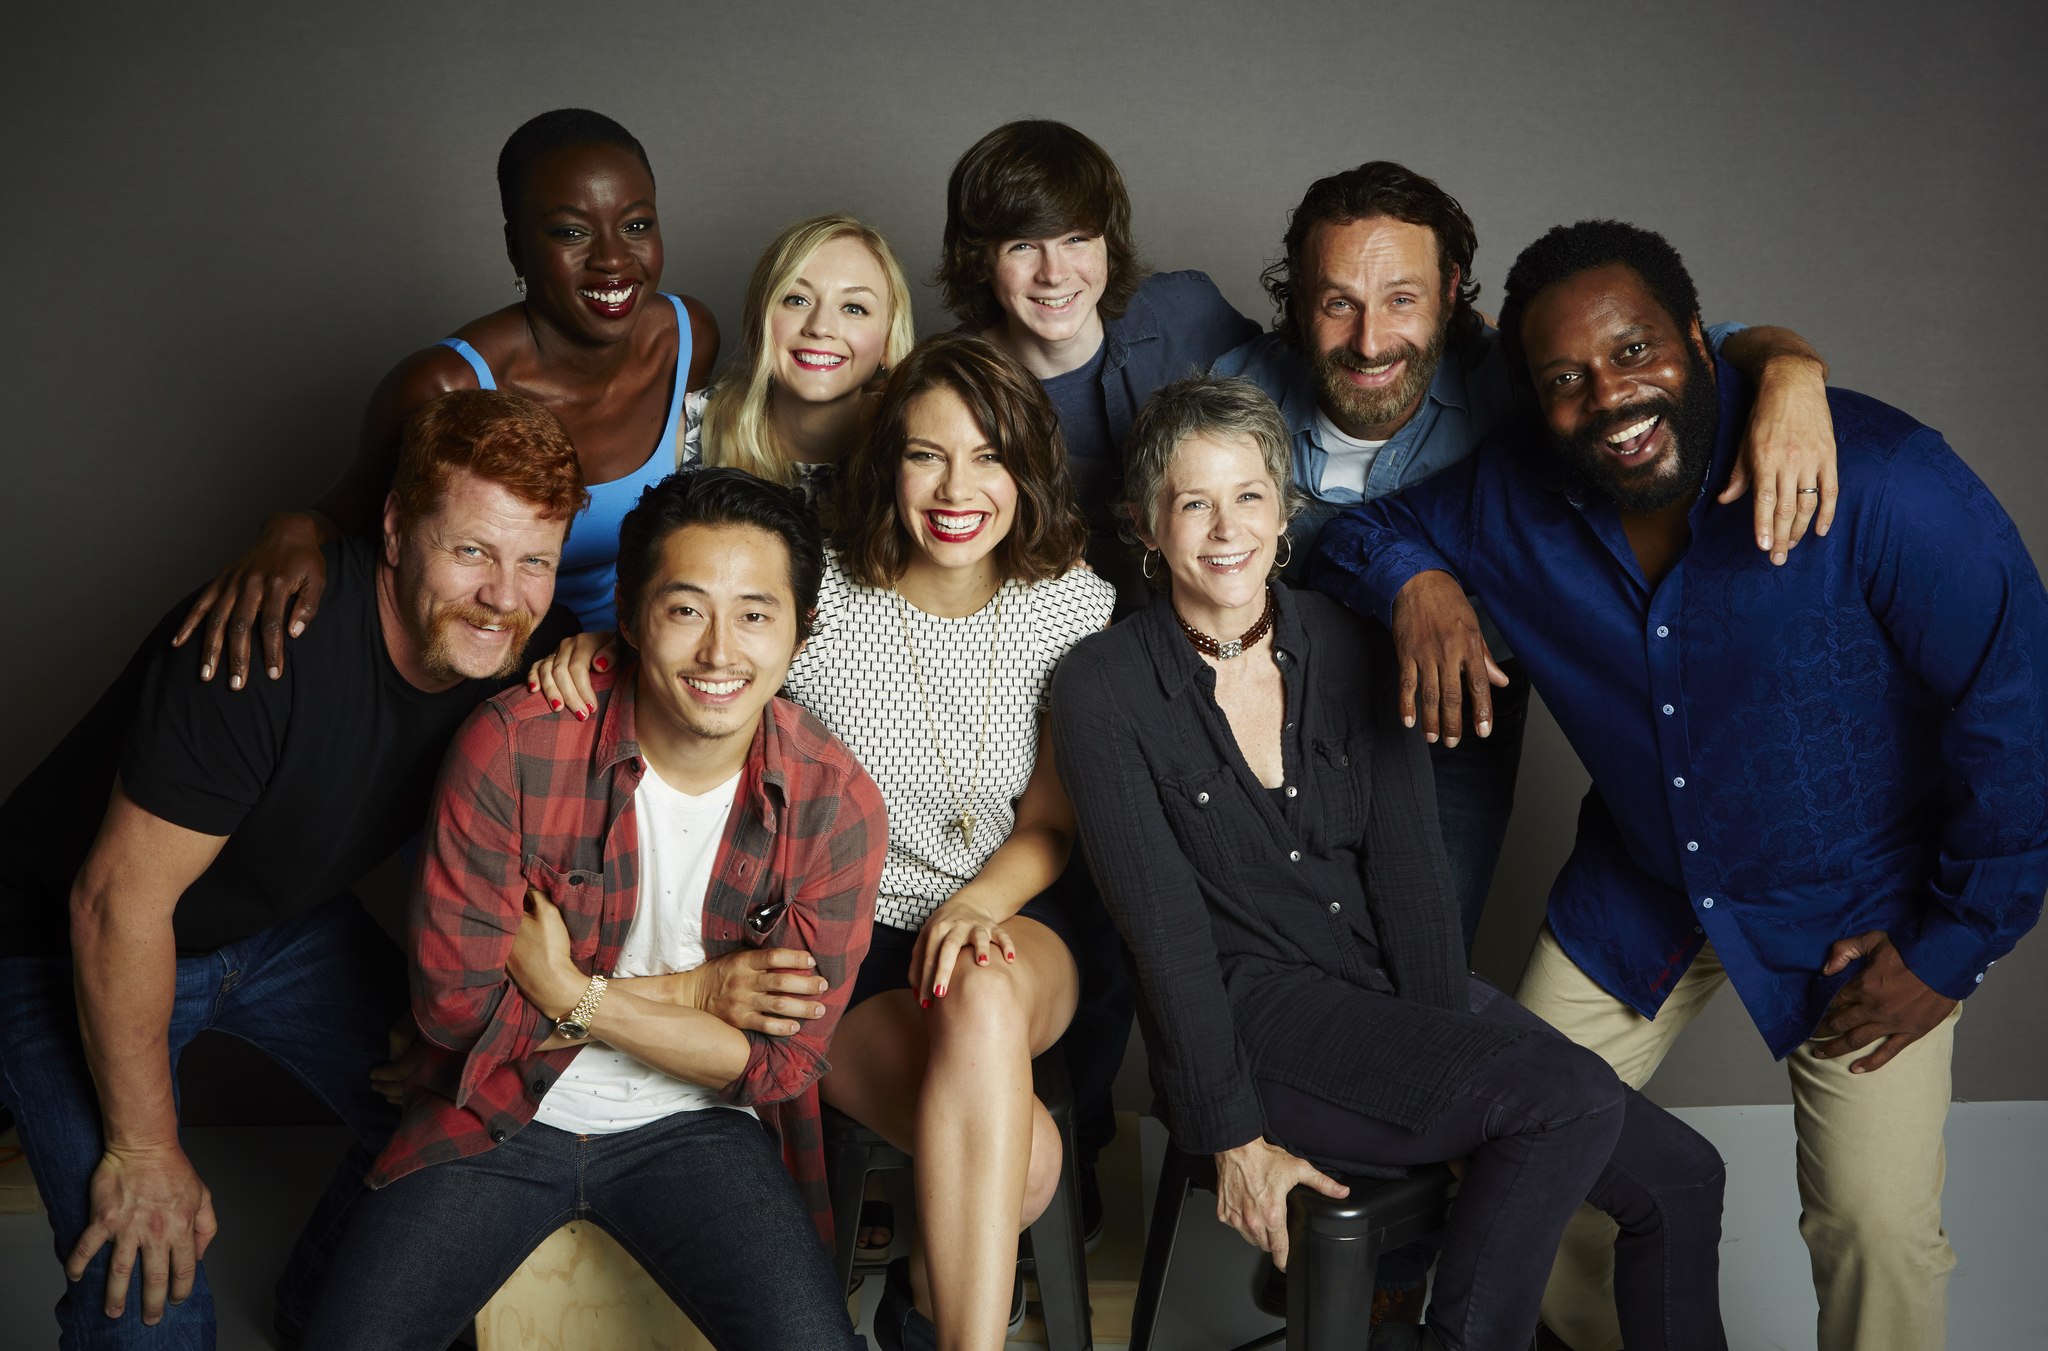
[894,584,1005,851]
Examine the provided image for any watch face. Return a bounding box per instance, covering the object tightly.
[556,1020,588,1040]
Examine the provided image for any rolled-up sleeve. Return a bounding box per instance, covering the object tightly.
[409,704,555,1108]
[719,763,885,1108]
[1051,649,1266,1154]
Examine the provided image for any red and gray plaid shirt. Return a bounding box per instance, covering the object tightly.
[366,665,884,1245]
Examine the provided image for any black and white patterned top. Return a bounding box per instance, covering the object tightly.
[783,554,1115,931]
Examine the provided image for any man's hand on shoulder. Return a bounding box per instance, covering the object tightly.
[1390,570,1508,747]
[1813,930,1959,1073]
[66,1142,217,1325]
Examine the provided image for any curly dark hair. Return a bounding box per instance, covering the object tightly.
[836,333,1088,588]
[936,120,1147,331]
[1260,160,1481,350]
[1496,220,1702,371]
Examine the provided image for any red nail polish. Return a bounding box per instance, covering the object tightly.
[550,699,561,710]
[978,955,988,965]
[528,681,537,692]
[575,710,587,721]
[586,702,596,714]
[594,657,609,671]
[921,997,930,1009]
[936,984,946,997]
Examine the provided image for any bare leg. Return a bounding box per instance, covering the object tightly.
[820,918,1078,1351]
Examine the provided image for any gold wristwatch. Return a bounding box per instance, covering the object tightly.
[554,973,609,1040]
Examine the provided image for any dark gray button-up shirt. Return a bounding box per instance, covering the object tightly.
[1051,585,1526,1154]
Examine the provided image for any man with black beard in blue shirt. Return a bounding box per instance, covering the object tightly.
[1313,219,2048,1351]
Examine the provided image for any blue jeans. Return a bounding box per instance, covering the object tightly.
[1260,979,1727,1351]
[304,1109,864,1351]
[0,894,407,1350]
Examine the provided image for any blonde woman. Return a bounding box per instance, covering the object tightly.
[686,214,916,507]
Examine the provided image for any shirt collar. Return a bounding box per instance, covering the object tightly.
[1279,334,1473,442]
[596,661,787,827]
[1103,283,1160,371]
[1137,582,1308,700]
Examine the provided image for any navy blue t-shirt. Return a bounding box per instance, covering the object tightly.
[1042,341,1112,461]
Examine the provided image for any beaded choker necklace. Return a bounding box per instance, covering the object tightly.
[1174,588,1275,660]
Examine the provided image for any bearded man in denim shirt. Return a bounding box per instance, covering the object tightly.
[1311,218,2048,1351]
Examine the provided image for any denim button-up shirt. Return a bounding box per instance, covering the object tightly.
[1310,358,2048,1057]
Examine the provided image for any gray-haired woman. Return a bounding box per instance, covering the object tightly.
[1049,374,1729,1351]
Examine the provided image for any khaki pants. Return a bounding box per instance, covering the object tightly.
[1515,925,1958,1351]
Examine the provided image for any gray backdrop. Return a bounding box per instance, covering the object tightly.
[6,0,2044,1108]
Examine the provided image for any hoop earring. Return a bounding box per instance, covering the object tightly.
[1142,549,1161,579]
[514,276,526,293]
[1275,533,1294,571]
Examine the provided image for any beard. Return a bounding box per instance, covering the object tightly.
[1548,342,1720,513]
[415,596,539,682]
[1308,313,1448,432]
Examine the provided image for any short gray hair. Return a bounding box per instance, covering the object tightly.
[1117,373,1301,585]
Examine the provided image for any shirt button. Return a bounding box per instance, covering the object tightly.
[1289,851,1302,863]
[1673,777,1685,788]
[1702,897,1714,909]
[1975,973,1985,984]
[1196,792,1210,804]
[531,1079,546,1095]
[1694,926,1704,934]
[1339,755,1351,766]
[490,1129,507,1143]
[1285,786,1298,798]
[1328,902,1342,915]
[1662,704,1675,715]
[1687,841,1699,851]
[1657,626,1669,637]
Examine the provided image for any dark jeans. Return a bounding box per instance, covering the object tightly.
[304,1109,863,1351]
[0,895,406,1350]
[1259,979,1727,1351]
[1428,664,1530,956]
[1286,497,1532,958]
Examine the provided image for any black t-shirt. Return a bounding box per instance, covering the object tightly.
[0,537,576,957]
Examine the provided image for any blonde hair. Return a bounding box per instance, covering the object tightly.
[702,215,917,486]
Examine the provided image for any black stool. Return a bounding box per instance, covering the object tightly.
[1128,1140,1455,1351]
[823,1047,1093,1351]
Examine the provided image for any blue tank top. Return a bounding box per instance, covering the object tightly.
[437,292,691,630]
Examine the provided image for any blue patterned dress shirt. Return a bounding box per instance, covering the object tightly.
[1310,357,2048,1057]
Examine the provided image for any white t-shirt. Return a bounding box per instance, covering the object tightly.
[782,556,1115,931]
[1314,408,1391,497]
[532,765,756,1134]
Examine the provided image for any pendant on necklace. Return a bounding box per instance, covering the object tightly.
[956,811,977,850]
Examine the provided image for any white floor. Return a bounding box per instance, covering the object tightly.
[3,1104,2042,1349]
